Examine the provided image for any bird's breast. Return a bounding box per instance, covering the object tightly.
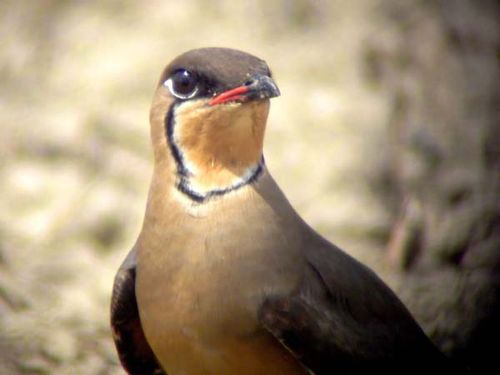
[135,186,306,374]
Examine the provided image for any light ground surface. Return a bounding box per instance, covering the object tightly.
[0,1,400,373]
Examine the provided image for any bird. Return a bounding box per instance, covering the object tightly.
[111,47,448,375]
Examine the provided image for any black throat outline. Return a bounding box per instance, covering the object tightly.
[165,103,264,203]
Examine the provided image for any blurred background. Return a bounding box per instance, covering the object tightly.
[0,0,499,373]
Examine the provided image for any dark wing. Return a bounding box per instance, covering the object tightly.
[259,234,448,374]
[111,245,166,375]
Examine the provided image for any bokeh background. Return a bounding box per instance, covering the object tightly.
[1,1,499,374]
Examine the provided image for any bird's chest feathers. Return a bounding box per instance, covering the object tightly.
[137,199,303,341]
[136,211,304,375]
[141,227,287,324]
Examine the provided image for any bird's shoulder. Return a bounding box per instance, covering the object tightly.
[111,245,165,375]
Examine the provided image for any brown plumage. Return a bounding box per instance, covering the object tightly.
[111,47,448,374]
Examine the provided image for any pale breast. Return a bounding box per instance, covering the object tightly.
[136,179,307,374]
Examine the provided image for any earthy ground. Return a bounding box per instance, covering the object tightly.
[1,1,497,374]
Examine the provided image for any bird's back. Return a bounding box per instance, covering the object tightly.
[259,211,447,373]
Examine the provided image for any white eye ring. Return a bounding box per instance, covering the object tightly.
[163,76,199,100]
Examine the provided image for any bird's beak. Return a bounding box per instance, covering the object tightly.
[209,75,280,106]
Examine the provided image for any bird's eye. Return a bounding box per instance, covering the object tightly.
[164,69,199,99]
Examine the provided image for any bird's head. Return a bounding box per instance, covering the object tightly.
[149,48,280,203]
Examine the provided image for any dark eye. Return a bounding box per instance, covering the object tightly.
[164,69,199,99]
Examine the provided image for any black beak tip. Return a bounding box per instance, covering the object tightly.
[246,75,280,100]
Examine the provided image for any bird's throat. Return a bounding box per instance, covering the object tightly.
[165,100,269,202]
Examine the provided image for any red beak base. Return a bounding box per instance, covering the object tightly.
[208,86,250,106]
